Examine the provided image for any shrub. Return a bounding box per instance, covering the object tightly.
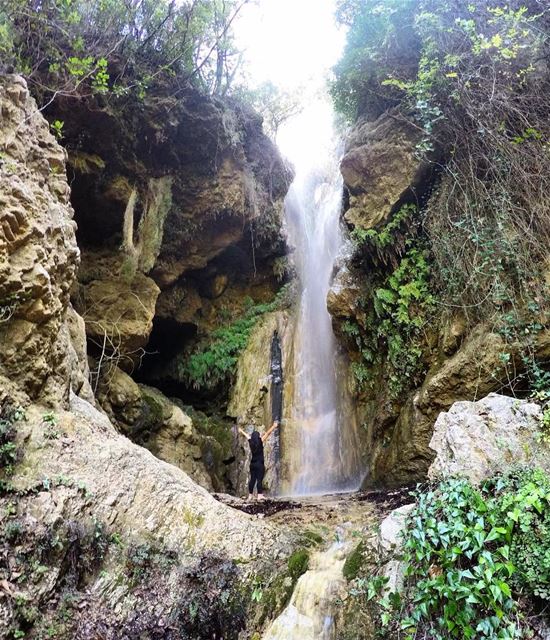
[361,469,550,638]
[2,0,251,103]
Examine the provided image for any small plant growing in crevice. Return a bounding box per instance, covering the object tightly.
[0,401,26,488]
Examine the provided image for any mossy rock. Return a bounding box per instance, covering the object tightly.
[343,542,365,581]
[183,405,233,453]
[300,529,324,547]
[256,572,294,627]
[287,548,309,581]
[140,389,170,428]
[255,549,310,627]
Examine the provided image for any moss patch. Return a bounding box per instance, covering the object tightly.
[287,548,309,581]
[343,542,365,581]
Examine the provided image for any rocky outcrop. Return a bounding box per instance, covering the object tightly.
[340,112,431,231]
[0,75,80,406]
[428,393,546,484]
[378,503,415,593]
[365,323,550,485]
[53,84,292,414]
[336,104,549,488]
[74,253,160,369]
[95,366,234,491]
[2,396,293,637]
[0,77,297,637]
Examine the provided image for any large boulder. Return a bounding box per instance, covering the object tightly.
[0,75,80,405]
[369,324,550,486]
[428,393,546,484]
[340,112,431,231]
[75,269,160,368]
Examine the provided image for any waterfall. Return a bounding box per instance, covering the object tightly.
[281,139,363,496]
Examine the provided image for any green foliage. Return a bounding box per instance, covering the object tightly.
[3,0,252,105]
[50,119,64,140]
[346,237,436,397]
[493,305,549,395]
[351,204,415,250]
[179,285,290,391]
[537,390,550,443]
[399,478,518,639]
[331,0,421,121]
[488,468,550,602]
[126,541,177,583]
[237,81,303,139]
[334,0,549,340]
[361,470,550,638]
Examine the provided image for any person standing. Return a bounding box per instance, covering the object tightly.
[238,420,279,500]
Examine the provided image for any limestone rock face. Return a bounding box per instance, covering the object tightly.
[56,83,291,401]
[96,367,231,491]
[340,113,430,231]
[378,503,415,592]
[327,264,367,321]
[55,89,291,287]
[75,269,160,367]
[227,310,294,495]
[428,393,545,484]
[370,327,514,485]
[6,396,292,635]
[0,75,80,405]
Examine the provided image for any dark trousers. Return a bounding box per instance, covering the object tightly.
[249,463,265,494]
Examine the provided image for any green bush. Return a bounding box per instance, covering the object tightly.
[333,0,549,329]
[363,469,550,639]
[488,468,550,602]
[3,0,250,103]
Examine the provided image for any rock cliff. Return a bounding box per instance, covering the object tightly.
[332,108,550,487]
[0,75,295,638]
[39,75,293,490]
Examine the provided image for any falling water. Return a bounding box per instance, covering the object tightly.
[282,138,363,496]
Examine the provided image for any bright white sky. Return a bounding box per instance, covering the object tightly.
[234,0,346,169]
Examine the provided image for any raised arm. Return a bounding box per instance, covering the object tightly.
[261,420,279,443]
[238,427,250,440]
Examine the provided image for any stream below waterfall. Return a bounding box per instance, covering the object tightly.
[263,527,351,640]
[260,494,381,640]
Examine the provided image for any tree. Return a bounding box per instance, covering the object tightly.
[0,0,252,107]
[239,81,303,139]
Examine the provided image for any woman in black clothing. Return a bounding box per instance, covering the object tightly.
[238,420,279,500]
